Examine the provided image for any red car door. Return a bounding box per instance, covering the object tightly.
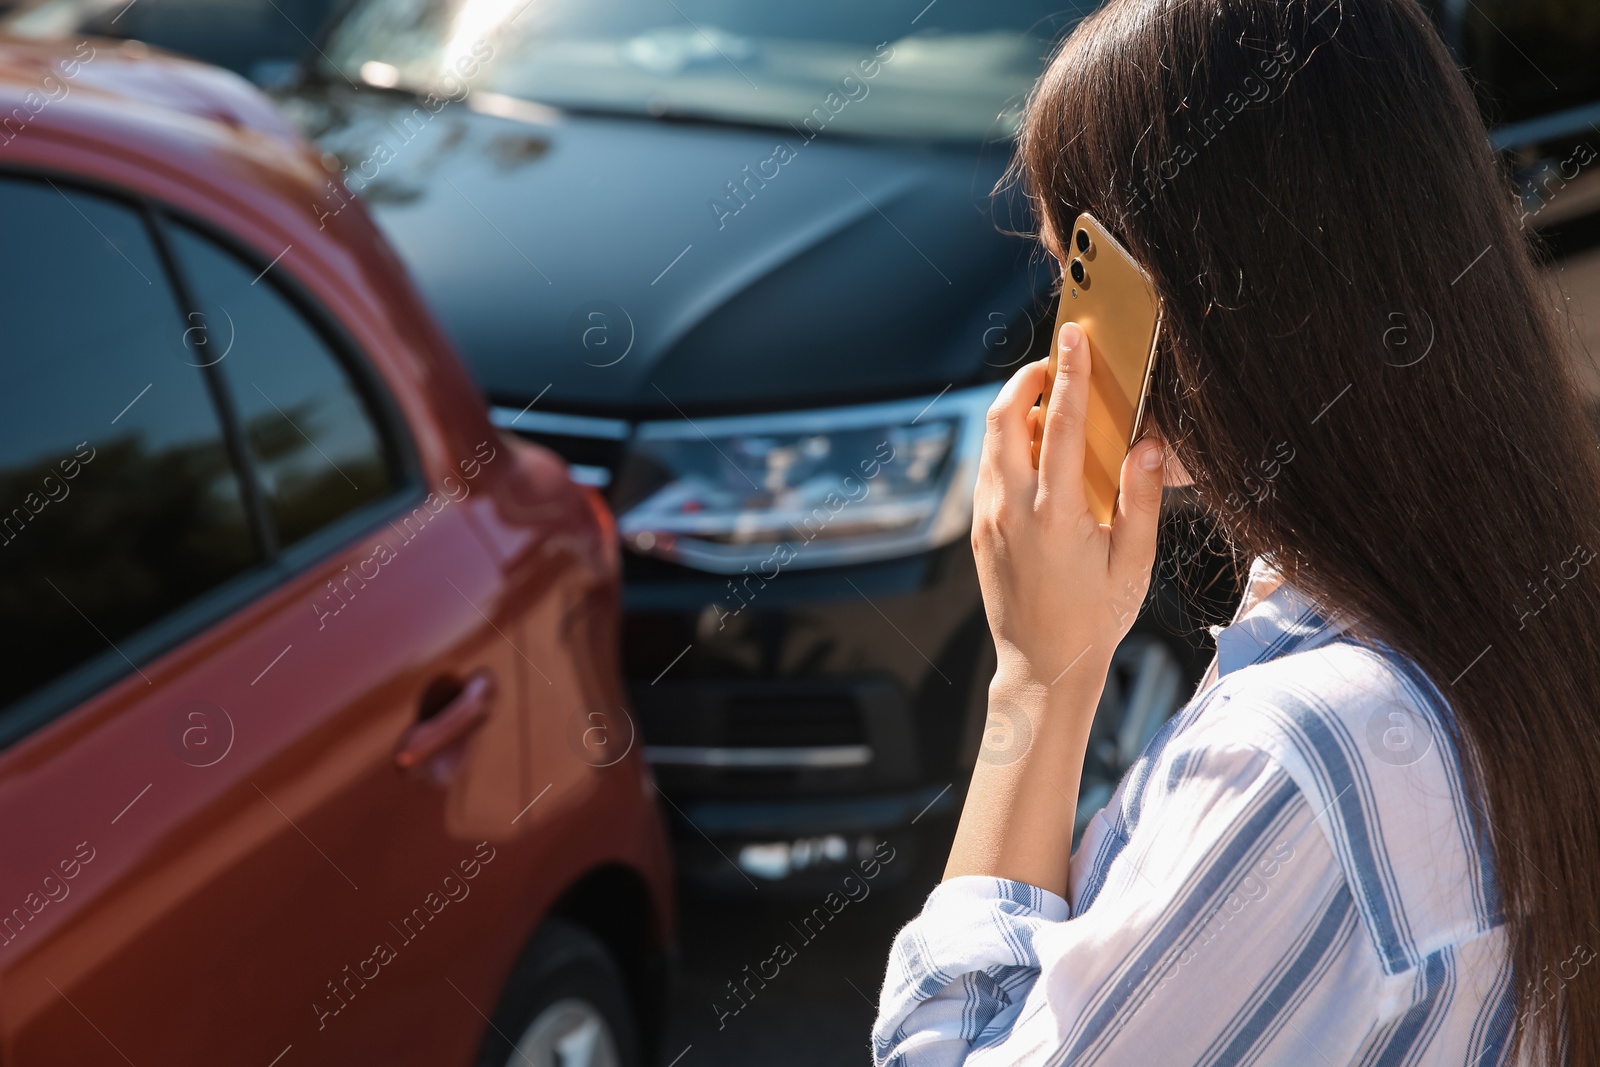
[0,177,544,1064]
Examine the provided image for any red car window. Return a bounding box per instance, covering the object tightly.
[166,221,400,549]
[0,177,261,714]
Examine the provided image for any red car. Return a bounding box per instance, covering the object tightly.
[0,36,672,1067]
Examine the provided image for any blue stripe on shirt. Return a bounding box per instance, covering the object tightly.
[1382,647,1501,928]
[1053,774,1305,1065]
[1200,881,1358,1067]
[1251,683,1417,972]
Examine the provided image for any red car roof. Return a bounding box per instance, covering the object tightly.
[0,36,311,185]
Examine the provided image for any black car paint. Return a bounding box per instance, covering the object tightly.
[291,87,1049,415]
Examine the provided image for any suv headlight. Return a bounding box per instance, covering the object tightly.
[612,383,1001,573]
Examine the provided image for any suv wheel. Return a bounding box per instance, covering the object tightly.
[1074,622,1192,840]
[476,919,637,1067]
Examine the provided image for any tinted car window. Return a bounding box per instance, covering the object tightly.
[167,223,397,549]
[0,178,259,711]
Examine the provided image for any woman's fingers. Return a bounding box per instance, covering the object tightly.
[981,357,1049,488]
[1037,323,1090,510]
[1109,435,1165,592]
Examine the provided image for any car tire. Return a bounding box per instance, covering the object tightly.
[1073,617,1197,841]
[473,918,639,1067]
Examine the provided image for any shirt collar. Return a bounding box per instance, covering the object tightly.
[1210,557,1354,678]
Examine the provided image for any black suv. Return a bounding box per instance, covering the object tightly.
[270,1,1147,894]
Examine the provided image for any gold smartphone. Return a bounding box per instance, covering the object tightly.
[1030,212,1164,525]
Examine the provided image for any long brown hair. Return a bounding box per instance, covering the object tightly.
[1018,0,1600,1058]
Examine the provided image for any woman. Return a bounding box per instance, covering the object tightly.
[873,0,1600,1063]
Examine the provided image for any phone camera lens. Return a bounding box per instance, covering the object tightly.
[1069,258,1086,285]
[1075,229,1091,254]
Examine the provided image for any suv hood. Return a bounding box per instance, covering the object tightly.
[284,86,1046,416]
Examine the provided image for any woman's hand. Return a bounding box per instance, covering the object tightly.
[976,321,1166,695]
[945,321,1165,894]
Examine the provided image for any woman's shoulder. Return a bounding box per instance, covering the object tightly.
[1171,636,1503,974]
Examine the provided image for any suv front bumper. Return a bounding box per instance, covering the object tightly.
[621,542,990,893]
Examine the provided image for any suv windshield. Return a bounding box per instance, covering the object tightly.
[320,0,1090,140]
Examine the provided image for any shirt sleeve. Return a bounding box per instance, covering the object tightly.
[872,740,1386,1067]
[873,876,1072,1065]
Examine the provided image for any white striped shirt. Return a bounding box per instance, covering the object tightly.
[874,558,1520,1066]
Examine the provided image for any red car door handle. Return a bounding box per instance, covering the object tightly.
[395,670,496,771]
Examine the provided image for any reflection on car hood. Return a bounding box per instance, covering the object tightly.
[283,86,1046,416]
